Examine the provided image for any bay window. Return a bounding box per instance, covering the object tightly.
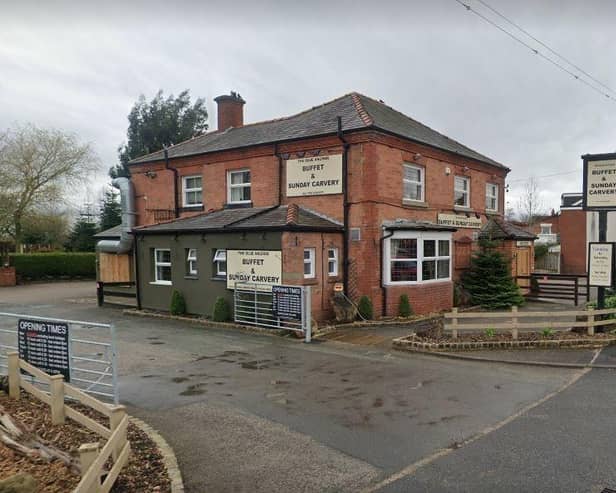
[384,232,452,285]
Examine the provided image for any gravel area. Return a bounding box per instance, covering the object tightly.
[0,391,171,492]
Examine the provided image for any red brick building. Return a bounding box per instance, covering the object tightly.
[122,92,510,319]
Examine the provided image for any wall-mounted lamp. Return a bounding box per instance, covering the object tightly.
[463,166,470,172]
[294,236,299,247]
[261,232,267,240]
[296,151,305,158]
[310,149,321,156]
[241,232,247,240]
[445,167,451,176]
[414,153,422,161]
[465,212,470,218]
[281,153,290,160]
[145,170,157,179]
[201,234,207,243]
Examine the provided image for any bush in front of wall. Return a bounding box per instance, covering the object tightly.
[170,289,187,316]
[398,294,413,318]
[213,296,231,322]
[357,295,374,320]
[9,252,96,281]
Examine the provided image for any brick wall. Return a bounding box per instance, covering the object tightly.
[281,231,343,321]
[559,209,587,274]
[0,267,16,287]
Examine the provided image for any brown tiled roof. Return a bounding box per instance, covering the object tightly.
[479,218,537,241]
[129,92,507,170]
[132,205,342,235]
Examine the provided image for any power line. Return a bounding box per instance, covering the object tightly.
[454,0,616,103]
[475,0,616,98]
[506,168,581,184]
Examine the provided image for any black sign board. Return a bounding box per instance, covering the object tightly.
[272,285,303,321]
[18,318,70,382]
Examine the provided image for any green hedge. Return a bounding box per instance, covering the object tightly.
[10,253,96,280]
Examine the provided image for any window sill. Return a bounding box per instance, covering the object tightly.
[385,278,452,286]
[402,199,428,208]
[453,205,473,212]
[302,278,319,285]
[485,209,499,215]
[184,275,199,280]
[150,281,172,286]
[327,275,342,283]
[211,276,226,282]
[224,202,253,209]
[179,205,204,213]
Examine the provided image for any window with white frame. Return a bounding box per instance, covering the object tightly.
[304,248,315,278]
[454,176,470,208]
[486,183,498,211]
[403,164,424,202]
[183,175,203,207]
[213,249,227,277]
[540,224,552,235]
[228,169,251,204]
[186,248,198,276]
[384,232,452,285]
[153,249,172,284]
[327,248,338,276]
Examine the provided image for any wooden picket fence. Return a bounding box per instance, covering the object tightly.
[7,352,130,493]
[445,306,616,339]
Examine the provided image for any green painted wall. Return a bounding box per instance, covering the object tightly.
[136,232,282,316]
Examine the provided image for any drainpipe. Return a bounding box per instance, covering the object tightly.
[380,228,395,317]
[275,143,283,206]
[96,177,136,254]
[337,116,350,294]
[164,147,179,218]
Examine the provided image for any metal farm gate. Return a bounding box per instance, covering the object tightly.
[234,283,312,342]
[0,312,119,403]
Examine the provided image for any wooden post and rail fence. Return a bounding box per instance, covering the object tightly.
[7,352,130,493]
[445,306,616,339]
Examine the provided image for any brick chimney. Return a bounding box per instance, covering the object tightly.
[214,91,245,131]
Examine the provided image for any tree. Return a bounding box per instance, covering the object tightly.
[110,89,208,178]
[21,210,69,250]
[517,177,545,226]
[64,217,98,252]
[462,241,524,309]
[0,124,97,252]
[99,187,122,232]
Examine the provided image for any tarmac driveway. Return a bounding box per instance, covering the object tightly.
[0,282,600,492]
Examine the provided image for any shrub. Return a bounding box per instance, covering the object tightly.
[462,241,524,309]
[484,328,496,338]
[170,290,187,316]
[541,328,555,337]
[213,296,231,322]
[10,252,96,280]
[398,294,413,318]
[357,295,373,320]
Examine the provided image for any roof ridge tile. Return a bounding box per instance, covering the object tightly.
[351,93,374,126]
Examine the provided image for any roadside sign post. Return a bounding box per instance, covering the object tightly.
[582,153,616,314]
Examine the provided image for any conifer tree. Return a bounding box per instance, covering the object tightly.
[462,241,524,309]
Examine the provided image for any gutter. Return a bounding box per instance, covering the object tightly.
[337,116,351,295]
[164,147,180,218]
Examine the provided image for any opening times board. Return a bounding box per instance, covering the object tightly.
[17,318,71,382]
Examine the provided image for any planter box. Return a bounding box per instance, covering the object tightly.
[0,266,16,287]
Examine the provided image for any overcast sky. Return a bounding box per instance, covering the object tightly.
[2,0,616,215]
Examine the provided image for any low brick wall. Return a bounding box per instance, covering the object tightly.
[0,267,16,287]
[393,334,616,352]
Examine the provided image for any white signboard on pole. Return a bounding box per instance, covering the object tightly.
[227,250,282,291]
[588,242,614,287]
[286,154,343,197]
[583,158,616,210]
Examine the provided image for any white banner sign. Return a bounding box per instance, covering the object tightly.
[584,159,616,209]
[286,154,343,197]
[227,250,282,290]
[588,242,614,287]
[437,213,482,229]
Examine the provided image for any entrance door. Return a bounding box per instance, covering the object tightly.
[515,247,531,292]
